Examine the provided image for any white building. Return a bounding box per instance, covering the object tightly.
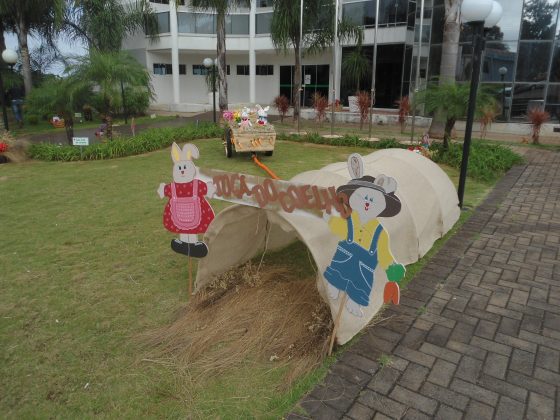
[122,0,431,113]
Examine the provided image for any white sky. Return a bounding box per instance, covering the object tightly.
[4,32,87,75]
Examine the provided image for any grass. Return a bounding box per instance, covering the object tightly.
[0,138,498,417]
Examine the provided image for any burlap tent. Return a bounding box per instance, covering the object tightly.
[196,149,460,344]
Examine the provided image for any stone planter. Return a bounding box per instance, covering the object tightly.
[348,96,359,113]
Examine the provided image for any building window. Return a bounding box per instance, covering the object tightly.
[256,12,273,34]
[256,65,274,75]
[257,0,272,6]
[226,14,249,34]
[179,64,186,75]
[150,0,169,3]
[156,12,170,33]
[153,63,172,75]
[237,65,249,75]
[194,64,230,75]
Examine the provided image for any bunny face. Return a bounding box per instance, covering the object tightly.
[349,187,387,223]
[171,142,199,183]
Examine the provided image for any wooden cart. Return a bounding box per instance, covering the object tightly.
[223,123,276,158]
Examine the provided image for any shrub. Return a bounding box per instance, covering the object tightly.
[28,123,223,161]
[395,96,411,133]
[527,108,550,145]
[273,95,290,123]
[479,103,499,140]
[430,141,523,182]
[276,132,405,150]
[357,91,371,130]
[26,114,40,125]
[312,93,329,125]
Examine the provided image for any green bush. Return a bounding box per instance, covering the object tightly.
[28,123,223,161]
[430,141,523,182]
[26,114,40,125]
[276,132,406,150]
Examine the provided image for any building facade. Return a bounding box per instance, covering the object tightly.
[122,0,560,121]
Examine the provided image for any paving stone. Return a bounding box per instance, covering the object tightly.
[471,336,512,357]
[494,396,526,420]
[331,363,371,387]
[300,398,343,420]
[535,345,560,372]
[402,408,431,420]
[506,370,556,399]
[520,314,542,333]
[449,322,476,344]
[526,392,555,420]
[495,332,538,353]
[425,325,451,347]
[398,363,429,392]
[367,367,400,395]
[419,382,469,411]
[450,378,499,406]
[400,328,428,351]
[346,402,374,420]
[371,414,390,420]
[418,342,461,364]
[393,346,435,369]
[341,352,379,375]
[434,404,463,420]
[478,373,528,402]
[465,400,494,420]
[389,385,437,416]
[498,317,521,336]
[358,390,406,419]
[533,366,560,386]
[510,348,535,376]
[310,375,361,412]
[426,358,456,387]
[474,320,498,340]
[447,340,487,361]
[484,352,509,379]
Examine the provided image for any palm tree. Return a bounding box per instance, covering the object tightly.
[341,42,370,94]
[25,76,91,144]
[428,0,461,138]
[270,0,361,125]
[69,51,153,139]
[0,0,65,95]
[191,0,239,111]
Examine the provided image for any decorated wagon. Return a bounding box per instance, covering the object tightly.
[222,105,276,158]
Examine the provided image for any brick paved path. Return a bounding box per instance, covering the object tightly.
[291,149,560,420]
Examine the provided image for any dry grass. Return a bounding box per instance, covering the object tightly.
[0,130,29,163]
[141,261,331,388]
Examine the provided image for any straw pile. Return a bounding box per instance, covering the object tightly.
[142,261,332,387]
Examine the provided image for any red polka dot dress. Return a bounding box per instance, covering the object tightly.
[162,180,215,234]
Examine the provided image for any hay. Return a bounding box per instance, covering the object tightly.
[141,261,332,387]
[0,131,29,163]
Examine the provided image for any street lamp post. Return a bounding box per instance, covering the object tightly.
[457,0,502,209]
[1,49,18,131]
[499,66,507,120]
[203,57,216,123]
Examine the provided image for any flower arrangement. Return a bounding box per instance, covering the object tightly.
[0,142,8,153]
[407,145,432,159]
[222,110,233,122]
[223,106,274,132]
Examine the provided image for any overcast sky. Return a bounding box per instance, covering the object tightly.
[4,32,87,75]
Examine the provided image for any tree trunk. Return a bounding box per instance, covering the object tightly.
[293,43,301,125]
[64,114,74,145]
[443,116,455,150]
[16,18,33,96]
[106,114,113,140]
[429,0,461,139]
[216,11,228,111]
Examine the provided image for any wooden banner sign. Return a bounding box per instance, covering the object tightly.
[197,168,351,218]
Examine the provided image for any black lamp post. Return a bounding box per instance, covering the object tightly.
[457,0,502,209]
[1,49,18,131]
[499,66,507,120]
[203,57,216,123]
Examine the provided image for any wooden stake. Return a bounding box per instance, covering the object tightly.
[188,256,193,297]
[328,292,348,356]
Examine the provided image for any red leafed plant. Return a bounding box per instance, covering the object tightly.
[312,93,329,125]
[395,96,411,133]
[273,95,290,123]
[0,142,8,153]
[357,91,371,130]
[527,108,550,145]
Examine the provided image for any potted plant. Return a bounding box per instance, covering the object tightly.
[342,40,371,113]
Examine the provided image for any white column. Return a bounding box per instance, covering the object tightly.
[333,0,341,100]
[169,0,180,105]
[249,0,256,104]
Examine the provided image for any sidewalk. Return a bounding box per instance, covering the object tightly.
[291,148,560,419]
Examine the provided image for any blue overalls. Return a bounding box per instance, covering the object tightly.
[324,217,384,307]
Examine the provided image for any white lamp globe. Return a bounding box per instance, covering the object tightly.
[2,49,18,64]
[498,66,508,76]
[484,1,503,28]
[461,0,493,23]
[203,57,214,68]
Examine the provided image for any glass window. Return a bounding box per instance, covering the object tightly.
[550,42,560,81]
[156,12,170,33]
[407,1,416,29]
[489,0,523,42]
[546,84,560,121]
[257,0,272,6]
[511,83,546,117]
[455,43,473,82]
[153,63,172,75]
[520,0,559,40]
[482,41,517,82]
[196,14,215,34]
[478,82,514,121]
[226,14,249,35]
[516,41,552,82]
[179,64,186,75]
[256,12,272,34]
[237,65,249,75]
[178,13,196,33]
[427,44,442,81]
[343,1,376,27]
[430,5,444,44]
[256,65,274,75]
[379,0,408,25]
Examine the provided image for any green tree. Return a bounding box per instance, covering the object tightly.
[25,76,91,144]
[191,0,240,111]
[69,51,153,139]
[520,0,558,40]
[419,82,496,149]
[271,0,362,124]
[0,0,65,95]
[341,41,370,94]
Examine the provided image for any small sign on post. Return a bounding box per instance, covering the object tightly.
[72,137,89,159]
[304,74,311,85]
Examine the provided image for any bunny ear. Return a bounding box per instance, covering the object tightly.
[347,153,364,179]
[171,142,181,163]
[375,174,397,194]
[182,143,200,160]
[255,104,262,110]
[263,106,269,112]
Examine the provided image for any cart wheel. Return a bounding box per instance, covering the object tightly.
[264,151,273,157]
[225,128,233,158]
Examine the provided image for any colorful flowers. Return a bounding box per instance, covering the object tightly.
[222,111,233,121]
[0,142,8,153]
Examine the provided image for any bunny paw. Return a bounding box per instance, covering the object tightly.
[327,283,340,300]
[345,299,363,318]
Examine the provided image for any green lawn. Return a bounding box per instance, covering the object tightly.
[0,139,493,418]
